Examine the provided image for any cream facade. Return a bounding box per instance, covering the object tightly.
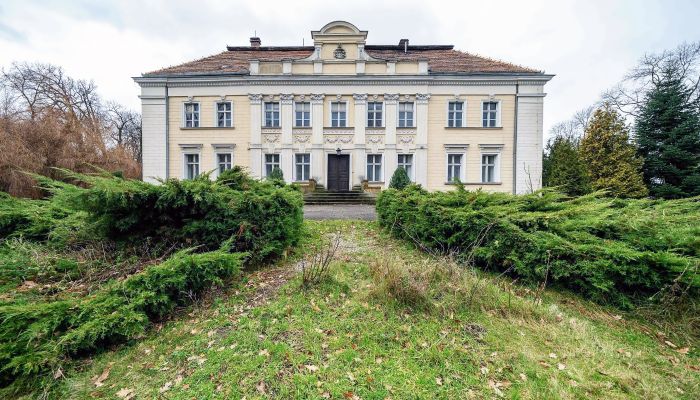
[135,21,553,193]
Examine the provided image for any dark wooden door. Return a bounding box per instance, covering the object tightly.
[327,155,350,192]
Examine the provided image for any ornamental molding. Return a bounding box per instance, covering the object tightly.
[324,135,353,144]
[136,76,553,88]
[292,128,312,134]
[248,93,263,104]
[261,128,281,134]
[323,128,354,134]
[310,93,325,104]
[416,93,431,104]
[262,134,280,143]
[365,128,385,135]
[384,93,400,101]
[280,93,294,104]
[397,128,417,135]
[352,93,368,104]
[397,135,415,144]
[293,134,311,143]
[367,135,384,144]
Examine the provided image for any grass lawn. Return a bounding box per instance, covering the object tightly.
[39,220,699,399]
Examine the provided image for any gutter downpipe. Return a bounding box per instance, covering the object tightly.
[165,83,170,180]
[512,82,519,194]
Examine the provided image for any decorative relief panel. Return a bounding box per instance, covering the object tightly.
[366,135,384,145]
[261,128,282,134]
[366,128,385,135]
[292,128,312,135]
[324,135,353,144]
[396,128,417,135]
[293,135,311,143]
[262,134,280,143]
[397,135,415,144]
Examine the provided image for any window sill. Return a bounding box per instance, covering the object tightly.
[293,126,312,129]
[366,126,386,129]
[263,126,281,129]
[444,126,503,130]
[445,181,502,185]
[324,126,353,130]
[181,126,235,130]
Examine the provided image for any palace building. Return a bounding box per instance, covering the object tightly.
[134,21,553,193]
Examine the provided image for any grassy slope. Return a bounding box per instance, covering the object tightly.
[38,221,699,399]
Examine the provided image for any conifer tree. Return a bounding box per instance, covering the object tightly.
[389,167,411,190]
[635,66,700,198]
[580,105,648,198]
[543,135,591,196]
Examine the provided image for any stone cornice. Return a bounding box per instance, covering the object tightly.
[134,74,553,88]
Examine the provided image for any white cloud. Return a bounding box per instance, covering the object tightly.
[1,0,699,137]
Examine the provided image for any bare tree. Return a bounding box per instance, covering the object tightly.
[603,42,700,118]
[547,105,596,145]
[105,102,142,160]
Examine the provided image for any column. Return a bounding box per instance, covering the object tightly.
[353,94,367,185]
[310,94,325,183]
[280,93,294,183]
[248,94,263,179]
[415,93,430,187]
[383,94,399,188]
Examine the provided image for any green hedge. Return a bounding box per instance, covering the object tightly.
[376,185,700,307]
[0,249,243,389]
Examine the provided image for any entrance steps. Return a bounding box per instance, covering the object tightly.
[303,185,376,205]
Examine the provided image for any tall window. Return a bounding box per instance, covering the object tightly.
[481,154,498,182]
[264,102,280,127]
[295,153,310,181]
[216,102,232,127]
[184,103,199,128]
[367,102,383,127]
[264,154,280,177]
[447,154,463,182]
[366,154,382,182]
[184,153,199,179]
[482,102,498,128]
[217,153,232,173]
[447,101,464,127]
[398,102,414,127]
[397,154,413,180]
[331,102,347,127]
[295,102,311,127]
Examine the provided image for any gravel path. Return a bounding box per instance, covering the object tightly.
[303,204,376,220]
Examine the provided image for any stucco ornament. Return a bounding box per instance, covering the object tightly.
[334,45,346,59]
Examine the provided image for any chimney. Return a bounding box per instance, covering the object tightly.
[398,38,409,53]
[250,37,261,48]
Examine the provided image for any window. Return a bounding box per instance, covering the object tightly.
[331,101,347,127]
[481,154,498,183]
[184,153,200,179]
[295,102,311,127]
[397,154,413,180]
[398,102,414,127]
[216,102,232,127]
[447,101,464,127]
[217,153,232,173]
[264,102,280,127]
[447,153,463,182]
[264,154,280,177]
[367,102,383,127]
[366,154,383,182]
[184,103,200,128]
[482,101,498,128]
[295,153,311,181]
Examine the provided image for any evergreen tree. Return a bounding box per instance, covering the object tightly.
[542,135,591,196]
[389,167,411,190]
[635,66,700,199]
[267,166,284,182]
[580,105,648,198]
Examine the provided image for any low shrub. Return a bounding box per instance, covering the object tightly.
[388,167,411,190]
[376,186,700,308]
[0,249,244,390]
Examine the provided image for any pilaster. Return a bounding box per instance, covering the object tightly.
[248,94,263,179]
[415,93,430,187]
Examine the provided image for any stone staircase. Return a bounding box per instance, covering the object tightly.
[303,184,377,205]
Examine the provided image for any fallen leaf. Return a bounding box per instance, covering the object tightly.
[436,377,443,386]
[557,363,566,370]
[159,381,172,393]
[93,363,113,387]
[665,340,677,348]
[548,353,557,359]
[347,372,356,382]
[343,391,360,400]
[305,364,319,372]
[258,349,270,357]
[116,388,134,399]
[519,373,527,382]
[256,381,267,394]
[677,347,690,355]
[480,366,489,375]
[53,367,64,380]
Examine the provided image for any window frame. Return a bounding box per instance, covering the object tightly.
[182,151,201,180]
[445,152,466,183]
[215,151,233,175]
[263,101,281,128]
[214,101,233,128]
[446,100,466,128]
[481,100,501,128]
[366,101,384,128]
[329,100,348,128]
[366,153,383,182]
[264,153,281,177]
[183,101,200,128]
[480,152,500,183]
[294,101,311,128]
[397,153,414,181]
[294,153,311,182]
[397,101,415,128]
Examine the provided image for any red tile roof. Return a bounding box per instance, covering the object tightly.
[143,45,540,77]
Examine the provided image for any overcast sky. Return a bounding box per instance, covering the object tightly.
[1,0,699,136]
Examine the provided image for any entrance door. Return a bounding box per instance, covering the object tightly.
[327,154,350,192]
